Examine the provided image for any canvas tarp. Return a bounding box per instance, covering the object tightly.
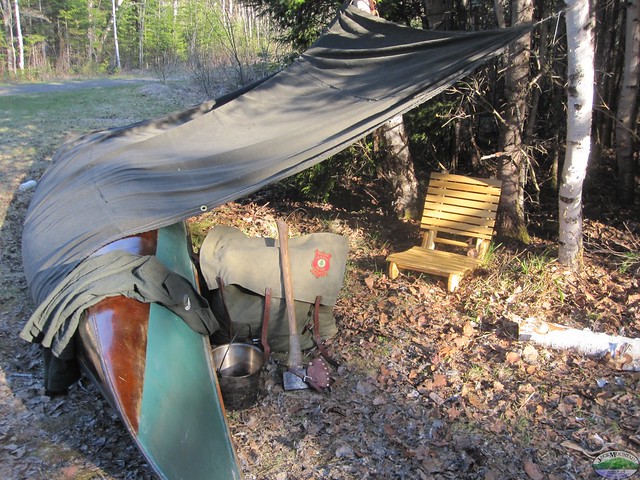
[22,5,531,305]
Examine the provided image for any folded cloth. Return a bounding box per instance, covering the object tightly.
[20,250,218,392]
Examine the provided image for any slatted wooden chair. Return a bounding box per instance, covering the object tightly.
[386,172,503,292]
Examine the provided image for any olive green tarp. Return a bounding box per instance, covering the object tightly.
[22,5,531,305]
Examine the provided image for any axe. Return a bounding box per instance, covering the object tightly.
[277,220,329,392]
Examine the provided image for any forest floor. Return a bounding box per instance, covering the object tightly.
[0,79,639,479]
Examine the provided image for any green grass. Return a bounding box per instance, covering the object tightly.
[465,364,486,381]
[0,85,187,138]
[480,241,501,267]
[619,251,640,275]
[0,83,198,192]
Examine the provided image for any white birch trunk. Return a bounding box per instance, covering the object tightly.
[14,0,23,70]
[88,0,96,62]
[138,0,146,68]
[558,0,594,269]
[513,315,640,371]
[615,0,640,203]
[112,0,121,70]
[353,0,371,11]
[97,0,123,62]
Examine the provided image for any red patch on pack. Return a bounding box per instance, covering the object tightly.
[311,250,332,278]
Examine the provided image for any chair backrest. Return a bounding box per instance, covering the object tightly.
[420,172,502,248]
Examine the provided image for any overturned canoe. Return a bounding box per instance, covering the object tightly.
[76,222,241,480]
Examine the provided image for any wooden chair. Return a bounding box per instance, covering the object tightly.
[386,172,502,292]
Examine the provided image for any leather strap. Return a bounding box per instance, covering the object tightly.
[261,287,272,362]
[312,296,340,368]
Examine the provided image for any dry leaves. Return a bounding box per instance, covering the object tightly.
[2,187,639,479]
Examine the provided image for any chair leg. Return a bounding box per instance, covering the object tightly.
[447,274,460,292]
[388,261,400,279]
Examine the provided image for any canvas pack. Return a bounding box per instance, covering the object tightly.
[199,226,349,351]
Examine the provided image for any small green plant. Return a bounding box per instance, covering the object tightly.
[515,250,553,275]
[619,251,640,275]
[514,415,533,446]
[553,277,565,303]
[480,241,501,267]
[465,364,486,381]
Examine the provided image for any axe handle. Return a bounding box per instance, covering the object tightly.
[277,220,303,368]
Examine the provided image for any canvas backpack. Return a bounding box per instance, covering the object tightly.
[199,225,348,352]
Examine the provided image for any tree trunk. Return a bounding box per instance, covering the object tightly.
[1,0,17,73]
[525,1,549,140]
[615,0,639,204]
[97,0,125,65]
[88,0,96,62]
[513,315,640,372]
[598,0,624,149]
[558,0,595,269]
[112,0,121,70]
[495,0,533,244]
[377,115,420,219]
[355,0,420,219]
[493,0,506,29]
[13,0,23,70]
[422,0,446,29]
[138,0,146,68]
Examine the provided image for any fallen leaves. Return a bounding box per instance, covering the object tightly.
[523,457,544,480]
[3,191,639,480]
[432,373,447,388]
[506,351,521,364]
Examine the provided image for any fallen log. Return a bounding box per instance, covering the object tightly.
[509,314,640,371]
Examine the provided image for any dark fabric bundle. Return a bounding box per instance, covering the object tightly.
[20,251,218,392]
[21,251,217,358]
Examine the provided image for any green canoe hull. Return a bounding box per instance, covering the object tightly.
[77,223,241,479]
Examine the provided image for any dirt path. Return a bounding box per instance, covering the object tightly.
[0,77,154,96]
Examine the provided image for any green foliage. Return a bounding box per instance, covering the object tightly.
[514,250,554,276]
[245,0,341,51]
[280,141,377,202]
[459,246,569,326]
[404,96,457,171]
[480,242,501,267]
[618,251,640,275]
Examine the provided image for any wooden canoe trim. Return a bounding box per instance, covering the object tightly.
[78,230,158,434]
[80,297,150,433]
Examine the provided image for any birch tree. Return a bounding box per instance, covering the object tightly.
[1,0,17,73]
[111,0,121,69]
[14,0,23,70]
[558,0,595,269]
[616,0,639,204]
[88,0,97,62]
